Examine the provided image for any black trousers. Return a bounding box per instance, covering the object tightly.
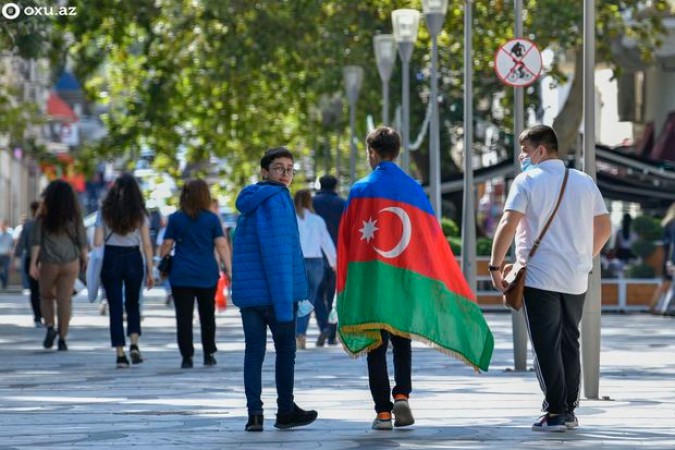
[367,330,412,414]
[523,286,586,415]
[171,285,217,359]
[25,257,41,321]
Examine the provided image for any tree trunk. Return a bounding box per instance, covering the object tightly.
[552,47,585,156]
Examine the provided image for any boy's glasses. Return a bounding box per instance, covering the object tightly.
[269,166,296,176]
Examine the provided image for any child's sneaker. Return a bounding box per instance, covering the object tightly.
[392,398,415,427]
[532,413,566,432]
[371,412,393,430]
[565,412,579,429]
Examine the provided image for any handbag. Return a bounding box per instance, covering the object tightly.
[85,231,114,303]
[502,169,569,311]
[158,218,194,278]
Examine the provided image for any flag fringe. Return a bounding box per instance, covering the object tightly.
[339,322,482,373]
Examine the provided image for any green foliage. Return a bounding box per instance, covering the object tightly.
[631,239,656,259]
[626,263,656,279]
[447,237,462,255]
[476,237,493,256]
[441,217,460,238]
[632,216,662,241]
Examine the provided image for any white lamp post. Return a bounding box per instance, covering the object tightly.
[392,9,421,173]
[373,34,397,126]
[343,65,364,186]
[422,0,448,221]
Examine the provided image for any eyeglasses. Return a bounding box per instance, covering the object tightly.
[269,166,296,176]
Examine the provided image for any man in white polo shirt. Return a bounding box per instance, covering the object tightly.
[489,125,611,432]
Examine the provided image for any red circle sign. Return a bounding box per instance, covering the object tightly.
[494,38,542,87]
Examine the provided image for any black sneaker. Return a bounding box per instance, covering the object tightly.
[43,327,57,349]
[181,357,193,369]
[116,355,130,368]
[532,413,566,432]
[273,403,318,429]
[245,414,264,432]
[204,354,217,367]
[315,330,329,347]
[57,338,68,351]
[565,412,579,429]
[130,345,143,364]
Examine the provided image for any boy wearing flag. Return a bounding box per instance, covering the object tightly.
[337,126,494,430]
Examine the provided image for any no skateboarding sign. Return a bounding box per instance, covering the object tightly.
[494,38,542,87]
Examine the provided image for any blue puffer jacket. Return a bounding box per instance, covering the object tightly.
[232,181,308,322]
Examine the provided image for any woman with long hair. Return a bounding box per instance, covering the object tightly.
[293,189,336,349]
[29,180,88,351]
[159,179,232,368]
[94,174,154,368]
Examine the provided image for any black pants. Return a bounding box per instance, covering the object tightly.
[367,330,412,413]
[315,263,336,341]
[171,285,217,359]
[25,257,41,321]
[523,286,586,415]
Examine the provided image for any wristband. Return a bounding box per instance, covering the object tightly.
[488,264,501,272]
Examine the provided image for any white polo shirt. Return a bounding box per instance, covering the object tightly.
[504,159,608,295]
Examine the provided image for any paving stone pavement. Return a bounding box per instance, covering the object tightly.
[1,288,674,449]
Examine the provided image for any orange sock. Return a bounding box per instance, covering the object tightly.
[377,412,392,420]
[394,394,408,401]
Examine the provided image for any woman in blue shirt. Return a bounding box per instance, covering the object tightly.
[159,179,232,368]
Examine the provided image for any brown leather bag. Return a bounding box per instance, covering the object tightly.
[501,169,569,311]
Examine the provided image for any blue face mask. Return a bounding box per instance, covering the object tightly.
[520,157,534,172]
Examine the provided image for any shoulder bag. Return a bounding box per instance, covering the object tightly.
[502,169,569,311]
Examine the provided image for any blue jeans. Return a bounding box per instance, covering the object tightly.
[0,254,10,288]
[241,305,296,415]
[315,262,336,339]
[100,246,144,347]
[296,258,324,336]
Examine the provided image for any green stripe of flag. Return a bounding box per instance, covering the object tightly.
[338,261,494,371]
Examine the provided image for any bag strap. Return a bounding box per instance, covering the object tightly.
[528,168,569,258]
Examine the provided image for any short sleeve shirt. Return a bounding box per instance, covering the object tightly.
[164,210,224,288]
[504,159,608,294]
[95,211,148,247]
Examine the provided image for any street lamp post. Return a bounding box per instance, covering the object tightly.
[392,9,421,174]
[343,65,364,186]
[462,0,477,294]
[423,0,448,222]
[373,34,397,126]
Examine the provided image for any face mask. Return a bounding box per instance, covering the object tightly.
[520,148,541,172]
[297,299,314,318]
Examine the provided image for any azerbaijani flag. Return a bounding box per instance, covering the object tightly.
[337,162,494,372]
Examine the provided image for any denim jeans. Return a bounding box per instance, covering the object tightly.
[367,330,412,413]
[296,258,324,336]
[0,254,9,288]
[315,262,336,340]
[100,246,144,347]
[241,305,296,415]
[171,285,217,358]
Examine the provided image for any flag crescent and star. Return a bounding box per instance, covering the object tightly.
[359,207,412,259]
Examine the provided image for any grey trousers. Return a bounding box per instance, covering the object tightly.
[523,286,586,415]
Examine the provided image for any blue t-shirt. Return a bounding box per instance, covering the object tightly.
[164,210,224,288]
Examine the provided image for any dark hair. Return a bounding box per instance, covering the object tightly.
[294,189,314,219]
[101,173,148,235]
[180,179,212,219]
[319,174,338,191]
[518,124,559,154]
[260,147,294,170]
[39,180,82,233]
[621,213,632,241]
[366,126,401,160]
[29,201,40,216]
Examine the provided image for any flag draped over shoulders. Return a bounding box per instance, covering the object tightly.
[336,162,494,372]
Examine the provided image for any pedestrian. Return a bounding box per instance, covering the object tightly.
[293,189,336,349]
[489,124,611,432]
[337,126,493,430]
[613,213,637,263]
[158,179,232,369]
[14,201,42,326]
[651,203,675,314]
[0,219,13,289]
[94,174,155,368]
[232,147,318,431]
[29,180,89,351]
[312,174,345,346]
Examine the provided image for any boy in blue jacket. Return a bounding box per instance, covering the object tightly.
[232,147,318,431]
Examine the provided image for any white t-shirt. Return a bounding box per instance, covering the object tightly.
[296,209,336,267]
[95,210,148,247]
[504,159,608,295]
